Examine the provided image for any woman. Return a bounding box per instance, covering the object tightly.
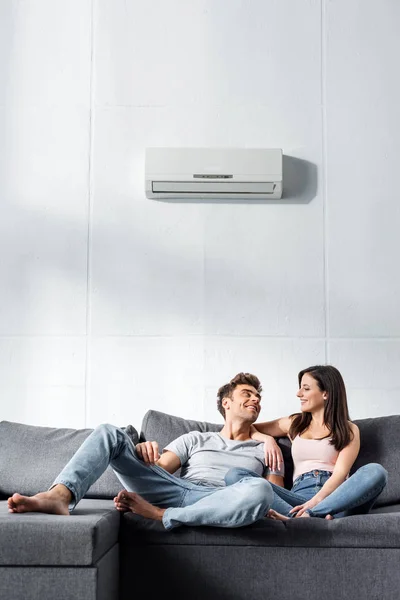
[228,364,388,520]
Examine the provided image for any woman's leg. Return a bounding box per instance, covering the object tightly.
[307,463,388,518]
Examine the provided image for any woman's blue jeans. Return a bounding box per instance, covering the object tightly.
[51,423,274,530]
[225,464,388,518]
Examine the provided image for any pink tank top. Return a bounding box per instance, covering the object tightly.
[291,436,339,482]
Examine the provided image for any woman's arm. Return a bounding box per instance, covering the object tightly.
[250,416,292,473]
[252,416,292,439]
[290,423,360,517]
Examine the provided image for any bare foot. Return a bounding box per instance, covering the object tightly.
[325,514,334,520]
[114,490,165,522]
[266,509,289,522]
[8,486,71,516]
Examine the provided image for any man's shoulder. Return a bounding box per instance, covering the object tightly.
[184,430,221,441]
[169,430,221,444]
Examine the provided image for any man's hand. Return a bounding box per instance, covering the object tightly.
[135,441,160,464]
[263,436,284,473]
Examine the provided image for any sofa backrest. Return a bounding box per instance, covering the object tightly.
[140,410,400,508]
[0,420,139,499]
[352,415,400,507]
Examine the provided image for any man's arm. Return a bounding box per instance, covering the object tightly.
[136,441,181,474]
[266,473,285,487]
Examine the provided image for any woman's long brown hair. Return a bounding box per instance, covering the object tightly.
[288,365,353,451]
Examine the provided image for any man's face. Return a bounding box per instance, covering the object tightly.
[224,384,261,422]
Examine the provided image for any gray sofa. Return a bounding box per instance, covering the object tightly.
[1,411,399,600]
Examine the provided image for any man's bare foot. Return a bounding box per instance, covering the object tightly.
[266,509,289,522]
[114,490,165,522]
[325,514,334,520]
[7,485,72,516]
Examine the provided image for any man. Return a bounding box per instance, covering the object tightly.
[8,373,284,530]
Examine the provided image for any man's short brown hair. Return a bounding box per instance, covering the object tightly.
[217,372,262,419]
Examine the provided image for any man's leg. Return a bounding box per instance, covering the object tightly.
[8,424,186,514]
[114,473,274,530]
[162,475,274,530]
[224,467,307,518]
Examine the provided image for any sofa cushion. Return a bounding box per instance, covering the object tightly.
[121,509,400,549]
[352,415,400,507]
[140,409,294,488]
[0,499,119,565]
[0,421,139,498]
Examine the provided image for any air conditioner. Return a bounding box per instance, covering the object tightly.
[145,147,283,200]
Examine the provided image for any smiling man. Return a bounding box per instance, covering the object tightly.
[8,373,284,531]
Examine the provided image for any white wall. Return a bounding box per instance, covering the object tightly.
[0,0,399,430]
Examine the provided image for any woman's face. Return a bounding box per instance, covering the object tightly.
[296,373,326,413]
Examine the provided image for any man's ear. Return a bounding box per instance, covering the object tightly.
[222,396,231,411]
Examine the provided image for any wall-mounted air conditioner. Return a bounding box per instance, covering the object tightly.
[145,147,283,200]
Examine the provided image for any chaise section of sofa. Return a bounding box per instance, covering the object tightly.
[0,498,120,600]
[118,410,400,600]
[0,420,138,600]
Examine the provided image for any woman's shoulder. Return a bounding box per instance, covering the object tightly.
[348,421,360,438]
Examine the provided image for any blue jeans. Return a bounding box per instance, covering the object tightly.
[52,424,273,530]
[225,464,388,518]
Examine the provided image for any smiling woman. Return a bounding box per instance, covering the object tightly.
[249,365,388,520]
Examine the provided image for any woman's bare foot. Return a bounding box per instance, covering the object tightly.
[266,509,289,522]
[114,490,165,522]
[7,485,72,516]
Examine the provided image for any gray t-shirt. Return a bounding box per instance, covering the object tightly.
[164,431,284,488]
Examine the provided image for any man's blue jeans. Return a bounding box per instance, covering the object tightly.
[225,464,388,518]
[52,424,273,530]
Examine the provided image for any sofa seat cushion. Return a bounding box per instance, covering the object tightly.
[0,499,120,566]
[121,511,400,549]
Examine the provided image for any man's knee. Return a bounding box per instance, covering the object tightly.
[94,423,126,443]
[247,478,274,510]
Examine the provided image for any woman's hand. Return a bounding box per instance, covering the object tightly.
[290,496,320,517]
[250,426,284,472]
[263,436,284,473]
[135,441,160,464]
